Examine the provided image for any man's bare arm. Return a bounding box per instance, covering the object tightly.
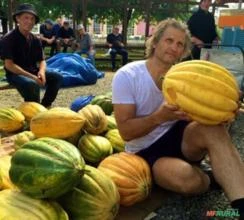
[4,59,38,80]
[114,103,190,141]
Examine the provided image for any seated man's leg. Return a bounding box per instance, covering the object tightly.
[181,122,244,216]
[85,49,95,65]
[56,39,62,53]
[50,41,57,57]
[41,40,47,50]
[5,73,40,102]
[110,49,117,70]
[41,71,63,107]
[64,39,75,53]
[153,157,209,195]
[71,41,79,53]
[117,48,128,66]
[139,121,210,195]
[78,49,94,65]
[62,43,68,53]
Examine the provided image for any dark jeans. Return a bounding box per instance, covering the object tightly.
[56,39,74,53]
[75,49,95,65]
[110,48,128,69]
[41,40,57,57]
[6,71,63,107]
[191,46,201,60]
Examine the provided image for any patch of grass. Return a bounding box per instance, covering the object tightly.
[0,56,4,77]
[0,70,4,78]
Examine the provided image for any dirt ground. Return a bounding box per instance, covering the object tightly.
[0,72,114,109]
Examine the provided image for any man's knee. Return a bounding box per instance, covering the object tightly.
[177,168,209,195]
[184,122,230,149]
[153,158,209,195]
[110,51,117,57]
[20,81,40,102]
[46,72,63,85]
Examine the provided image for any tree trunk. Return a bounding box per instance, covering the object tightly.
[145,0,151,38]
[72,0,77,31]
[122,0,129,46]
[82,0,88,30]
[8,0,16,31]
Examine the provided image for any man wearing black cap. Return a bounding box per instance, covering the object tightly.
[39,19,57,57]
[1,3,63,108]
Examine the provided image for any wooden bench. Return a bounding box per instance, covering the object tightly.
[95,56,144,70]
[95,43,145,50]
[94,45,145,70]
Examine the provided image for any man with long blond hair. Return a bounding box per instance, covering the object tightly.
[112,18,244,219]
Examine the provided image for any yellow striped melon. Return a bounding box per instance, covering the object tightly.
[30,108,86,138]
[0,108,25,132]
[18,102,47,121]
[78,104,108,134]
[0,189,68,220]
[163,60,239,125]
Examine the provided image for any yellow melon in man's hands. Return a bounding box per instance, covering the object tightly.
[162,60,239,125]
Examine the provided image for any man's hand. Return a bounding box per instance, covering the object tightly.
[36,71,46,86]
[64,38,70,44]
[155,102,191,123]
[191,36,204,48]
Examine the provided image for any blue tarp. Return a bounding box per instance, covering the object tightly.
[46,53,105,87]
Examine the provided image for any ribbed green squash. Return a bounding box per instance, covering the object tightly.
[105,129,125,152]
[0,189,68,220]
[78,134,113,164]
[9,137,86,199]
[106,115,117,130]
[60,165,120,220]
[91,95,113,115]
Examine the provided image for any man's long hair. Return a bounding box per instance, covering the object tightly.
[145,18,192,61]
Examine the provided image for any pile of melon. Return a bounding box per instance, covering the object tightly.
[1,59,242,219]
[0,92,152,220]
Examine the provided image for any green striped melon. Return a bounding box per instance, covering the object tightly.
[0,189,68,220]
[106,115,117,130]
[78,134,113,164]
[90,95,113,115]
[60,165,120,220]
[105,129,125,152]
[9,137,86,199]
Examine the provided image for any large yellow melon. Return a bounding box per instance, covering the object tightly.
[0,155,17,190]
[30,107,86,138]
[0,108,25,132]
[18,102,47,121]
[162,60,239,125]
